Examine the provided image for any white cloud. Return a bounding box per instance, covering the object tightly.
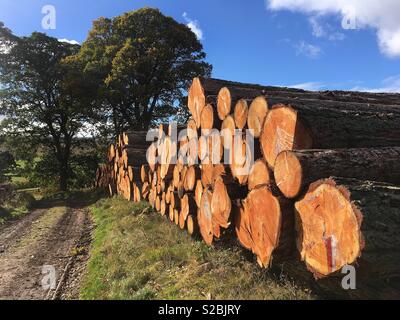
[266,0,400,57]
[352,75,400,93]
[58,38,80,45]
[295,41,322,58]
[309,16,345,41]
[289,81,327,90]
[183,12,203,40]
[309,16,325,38]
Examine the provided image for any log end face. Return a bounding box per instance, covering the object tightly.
[217,87,231,121]
[247,96,268,138]
[261,105,311,168]
[295,182,362,277]
[274,151,303,198]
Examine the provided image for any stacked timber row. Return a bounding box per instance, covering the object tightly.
[96,77,400,299]
[95,131,151,201]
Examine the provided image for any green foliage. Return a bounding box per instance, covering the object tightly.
[0,150,15,182]
[0,25,99,191]
[77,7,212,132]
[0,188,36,224]
[81,197,314,300]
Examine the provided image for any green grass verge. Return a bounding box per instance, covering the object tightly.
[0,191,36,224]
[80,196,315,300]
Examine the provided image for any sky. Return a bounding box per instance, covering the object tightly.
[1,0,400,93]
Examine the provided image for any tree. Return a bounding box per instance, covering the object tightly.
[77,7,212,132]
[0,23,97,191]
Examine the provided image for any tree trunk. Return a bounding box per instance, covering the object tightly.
[274,147,400,198]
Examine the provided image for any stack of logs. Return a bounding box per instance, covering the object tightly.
[96,77,400,299]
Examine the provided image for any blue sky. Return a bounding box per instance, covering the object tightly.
[1,0,400,92]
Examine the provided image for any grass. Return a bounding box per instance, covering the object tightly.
[0,191,36,224]
[80,196,315,300]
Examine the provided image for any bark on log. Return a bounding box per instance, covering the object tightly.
[274,147,400,199]
[260,102,400,168]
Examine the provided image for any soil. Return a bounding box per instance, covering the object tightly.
[0,198,93,300]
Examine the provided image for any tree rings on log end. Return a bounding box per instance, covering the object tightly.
[217,87,231,120]
[260,105,313,168]
[274,151,303,198]
[295,179,363,278]
[247,96,268,138]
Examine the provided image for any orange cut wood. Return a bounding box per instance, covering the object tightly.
[233,201,253,251]
[234,99,249,130]
[211,176,232,229]
[200,104,216,130]
[187,118,198,140]
[244,186,288,268]
[248,159,270,190]
[217,87,232,120]
[188,77,205,128]
[260,105,312,168]
[295,179,362,277]
[247,96,268,138]
[198,188,214,245]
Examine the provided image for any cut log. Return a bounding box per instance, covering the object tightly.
[179,210,186,229]
[188,77,205,128]
[210,176,232,229]
[180,194,196,221]
[217,87,232,120]
[234,99,249,130]
[230,134,253,185]
[233,200,253,251]
[134,184,141,203]
[140,165,149,183]
[184,166,201,191]
[247,96,268,138]
[198,188,214,245]
[221,115,235,155]
[294,177,400,299]
[244,186,294,268]
[201,162,214,188]
[174,209,180,226]
[194,180,203,208]
[160,195,166,215]
[187,214,199,236]
[187,118,198,140]
[274,147,400,199]
[155,195,161,212]
[141,182,150,200]
[260,102,400,168]
[146,142,158,172]
[169,205,175,222]
[172,165,180,188]
[200,103,220,130]
[248,159,271,190]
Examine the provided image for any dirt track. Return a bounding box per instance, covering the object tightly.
[0,199,93,300]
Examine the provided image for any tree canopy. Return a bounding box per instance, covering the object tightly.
[0,25,98,190]
[77,7,212,132]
